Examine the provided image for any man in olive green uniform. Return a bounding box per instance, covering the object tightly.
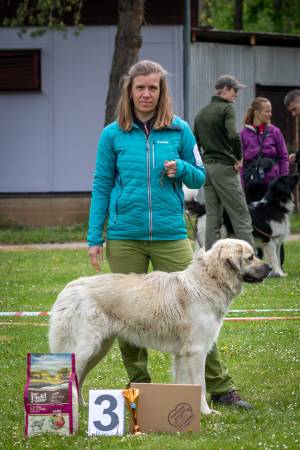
[194,75,255,251]
[192,76,254,410]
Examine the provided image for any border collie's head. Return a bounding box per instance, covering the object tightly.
[267,174,299,205]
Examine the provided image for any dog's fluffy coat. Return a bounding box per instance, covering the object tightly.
[49,239,270,415]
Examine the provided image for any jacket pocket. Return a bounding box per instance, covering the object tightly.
[152,141,178,169]
[109,189,122,224]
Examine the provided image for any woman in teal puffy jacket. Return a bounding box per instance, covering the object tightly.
[87,60,250,409]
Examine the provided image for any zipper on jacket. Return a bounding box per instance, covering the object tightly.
[152,141,155,168]
[142,122,153,240]
[146,136,153,240]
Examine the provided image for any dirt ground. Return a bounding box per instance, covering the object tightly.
[0,235,299,251]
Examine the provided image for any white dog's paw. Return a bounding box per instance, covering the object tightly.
[201,400,221,415]
[201,407,212,415]
[201,406,221,416]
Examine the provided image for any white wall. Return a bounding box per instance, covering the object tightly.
[0,25,183,193]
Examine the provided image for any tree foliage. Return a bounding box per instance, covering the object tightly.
[200,0,300,34]
[2,0,84,37]
[244,0,300,34]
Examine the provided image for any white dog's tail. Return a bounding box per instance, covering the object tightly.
[49,288,80,353]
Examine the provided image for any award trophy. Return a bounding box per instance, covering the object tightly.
[122,388,142,435]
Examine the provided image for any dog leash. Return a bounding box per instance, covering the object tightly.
[185,210,203,248]
[252,224,280,239]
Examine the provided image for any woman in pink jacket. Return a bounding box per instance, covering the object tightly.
[240,97,289,204]
[240,97,289,265]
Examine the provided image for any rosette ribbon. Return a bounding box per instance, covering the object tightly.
[122,388,142,435]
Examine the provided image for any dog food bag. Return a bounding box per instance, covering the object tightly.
[24,353,78,437]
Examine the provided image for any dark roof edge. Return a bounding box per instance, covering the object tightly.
[191,28,300,48]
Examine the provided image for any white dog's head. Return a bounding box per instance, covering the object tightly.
[209,238,271,283]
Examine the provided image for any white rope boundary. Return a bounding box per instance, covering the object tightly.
[0,309,299,317]
[0,310,299,322]
[0,318,299,324]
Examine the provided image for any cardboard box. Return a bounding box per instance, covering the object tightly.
[130,383,201,433]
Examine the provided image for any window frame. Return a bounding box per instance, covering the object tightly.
[0,49,41,92]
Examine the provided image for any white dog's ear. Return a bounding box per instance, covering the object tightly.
[225,245,243,272]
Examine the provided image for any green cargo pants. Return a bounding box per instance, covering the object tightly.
[106,239,235,396]
[204,161,255,251]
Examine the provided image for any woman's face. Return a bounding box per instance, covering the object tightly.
[131,73,161,121]
[254,101,272,125]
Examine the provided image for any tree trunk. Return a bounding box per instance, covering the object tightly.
[234,0,243,31]
[104,0,145,126]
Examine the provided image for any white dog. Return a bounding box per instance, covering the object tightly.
[49,239,271,415]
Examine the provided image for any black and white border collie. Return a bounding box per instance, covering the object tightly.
[184,174,299,277]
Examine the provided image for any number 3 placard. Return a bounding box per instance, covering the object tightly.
[88,390,125,436]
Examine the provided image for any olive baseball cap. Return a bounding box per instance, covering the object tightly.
[215,74,246,90]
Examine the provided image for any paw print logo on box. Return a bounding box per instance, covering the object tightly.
[168,402,194,431]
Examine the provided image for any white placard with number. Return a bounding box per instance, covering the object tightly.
[88,390,125,436]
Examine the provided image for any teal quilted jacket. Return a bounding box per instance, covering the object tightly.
[87,115,206,246]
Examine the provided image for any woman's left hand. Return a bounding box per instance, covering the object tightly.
[164,160,177,178]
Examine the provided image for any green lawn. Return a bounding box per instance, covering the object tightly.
[0,222,89,245]
[0,243,299,449]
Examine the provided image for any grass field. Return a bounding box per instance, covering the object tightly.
[0,243,299,449]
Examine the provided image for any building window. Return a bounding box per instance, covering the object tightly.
[0,49,41,91]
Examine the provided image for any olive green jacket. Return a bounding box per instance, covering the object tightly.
[193,96,242,165]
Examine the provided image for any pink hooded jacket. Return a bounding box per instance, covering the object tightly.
[240,124,289,187]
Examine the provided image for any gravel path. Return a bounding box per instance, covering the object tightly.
[0,242,87,251]
[0,235,299,251]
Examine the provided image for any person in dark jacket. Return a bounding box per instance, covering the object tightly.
[284,89,300,118]
[87,61,251,410]
[284,89,300,173]
[193,74,255,252]
[241,97,289,203]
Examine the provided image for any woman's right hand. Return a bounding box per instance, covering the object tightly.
[88,246,104,272]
